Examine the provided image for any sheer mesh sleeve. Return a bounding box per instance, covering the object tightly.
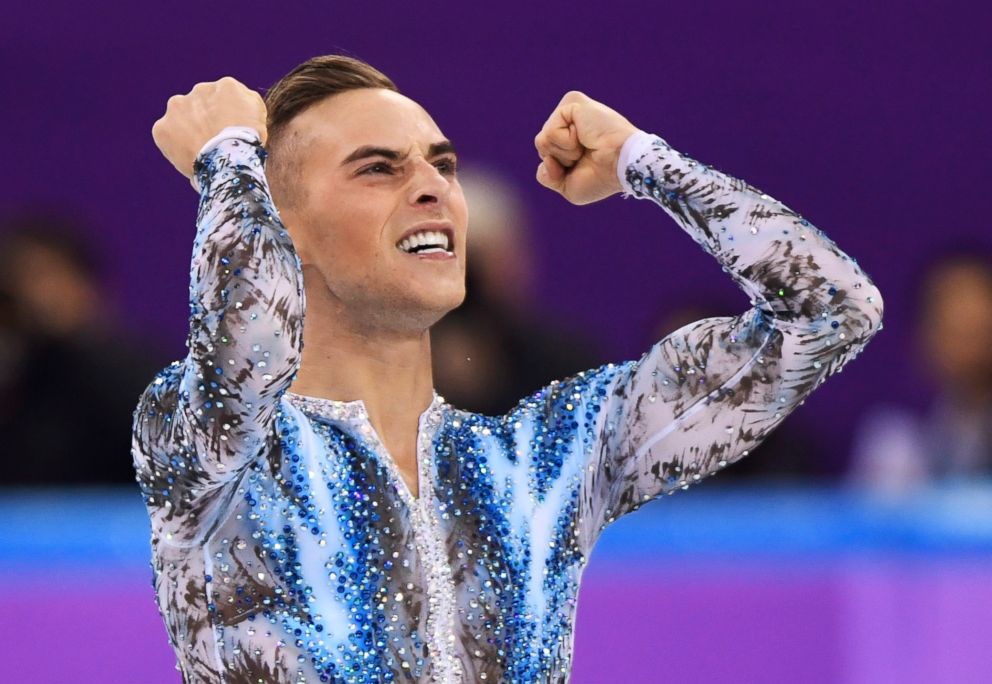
[131,129,304,538]
[571,131,884,553]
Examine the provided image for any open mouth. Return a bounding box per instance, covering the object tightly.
[396,228,454,256]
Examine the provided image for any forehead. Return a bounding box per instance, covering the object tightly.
[290,88,445,157]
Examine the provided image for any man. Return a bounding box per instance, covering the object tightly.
[134,55,883,683]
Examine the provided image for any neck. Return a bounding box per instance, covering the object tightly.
[289,286,436,444]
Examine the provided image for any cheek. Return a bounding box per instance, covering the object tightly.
[451,189,469,225]
[304,191,391,273]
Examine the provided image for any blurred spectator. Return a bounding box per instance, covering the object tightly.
[431,167,603,415]
[0,212,163,486]
[849,245,992,492]
[644,302,828,482]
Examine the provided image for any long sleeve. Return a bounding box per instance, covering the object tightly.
[131,128,304,535]
[558,130,885,552]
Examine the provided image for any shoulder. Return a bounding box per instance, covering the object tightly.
[503,361,635,427]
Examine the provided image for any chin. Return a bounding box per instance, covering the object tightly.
[386,288,465,333]
[409,277,465,309]
[425,288,467,321]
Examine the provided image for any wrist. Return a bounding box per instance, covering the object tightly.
[190,126,264,192]
[614,129,654,193]
[197,125,263,159]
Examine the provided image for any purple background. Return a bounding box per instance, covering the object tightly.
[2,4,991,681]
[3,0,989,467]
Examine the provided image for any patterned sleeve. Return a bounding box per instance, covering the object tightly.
[131,128,304,533]
[567,130,884,554]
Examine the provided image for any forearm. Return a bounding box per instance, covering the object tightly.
[180,127,304,476]
[617,130,883,344]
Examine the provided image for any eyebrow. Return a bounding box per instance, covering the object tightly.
[340,140,457,165]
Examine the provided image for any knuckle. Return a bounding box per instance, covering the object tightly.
[561,91,587,109]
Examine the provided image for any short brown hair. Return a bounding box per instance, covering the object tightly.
[264,55,398,207]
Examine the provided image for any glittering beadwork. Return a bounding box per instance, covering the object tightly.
[132,128,883,683]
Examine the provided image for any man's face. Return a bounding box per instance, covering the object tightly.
[277,88,468,333]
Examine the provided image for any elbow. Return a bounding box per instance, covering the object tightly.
[870,287,884,332]
[858,279,884,341]
[838,277,884,347]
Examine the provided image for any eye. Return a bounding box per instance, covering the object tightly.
[434,157,458,175]
[359,162,395,175]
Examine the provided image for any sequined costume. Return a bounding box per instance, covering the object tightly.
[132,127,883,683]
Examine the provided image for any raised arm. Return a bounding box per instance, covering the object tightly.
[132,79,304,521]
[532,91,884,552]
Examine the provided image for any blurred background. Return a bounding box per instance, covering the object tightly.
[1,1,990,682]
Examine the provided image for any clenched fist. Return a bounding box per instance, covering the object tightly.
[151,76,268,179]
[534,91,640,205]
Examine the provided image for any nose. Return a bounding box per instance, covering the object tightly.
[408,157,451,206]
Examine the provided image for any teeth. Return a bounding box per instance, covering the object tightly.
[397,229,451,254]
